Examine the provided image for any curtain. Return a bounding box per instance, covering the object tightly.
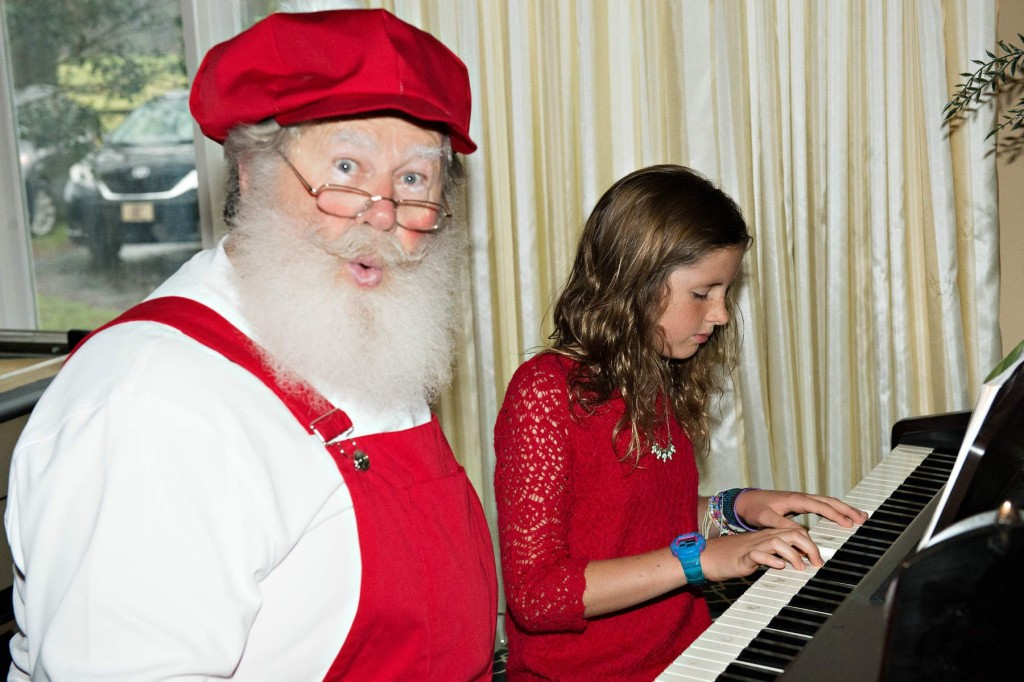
[368,0,1000,533]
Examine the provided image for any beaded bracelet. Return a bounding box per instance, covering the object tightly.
[705,487,760,536]
[708,491,733,532]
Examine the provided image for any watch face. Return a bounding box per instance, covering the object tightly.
[671,532,706,556]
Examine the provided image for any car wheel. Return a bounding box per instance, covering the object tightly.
[28,183,58,237]
[88,227,121,266]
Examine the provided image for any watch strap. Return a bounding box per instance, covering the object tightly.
[670,532,707,586]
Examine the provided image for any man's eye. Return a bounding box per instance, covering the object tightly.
[401,172,425,186]
[335,159,355,174]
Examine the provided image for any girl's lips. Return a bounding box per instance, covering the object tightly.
[347,258,384,288]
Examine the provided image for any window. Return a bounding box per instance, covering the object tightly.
[0,0,281,332]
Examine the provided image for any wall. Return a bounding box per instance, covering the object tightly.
[999,1,1024,353]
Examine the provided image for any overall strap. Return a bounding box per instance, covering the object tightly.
[71,296,354,442]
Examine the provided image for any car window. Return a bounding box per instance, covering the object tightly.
[107,96,192,146]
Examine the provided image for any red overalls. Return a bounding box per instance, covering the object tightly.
[79,296,498,680]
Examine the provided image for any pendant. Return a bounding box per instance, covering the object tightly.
[651,441,675,462]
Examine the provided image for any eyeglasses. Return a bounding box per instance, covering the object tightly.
[279,153,451,233]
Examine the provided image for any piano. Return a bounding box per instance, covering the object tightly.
[659,351,1024,681]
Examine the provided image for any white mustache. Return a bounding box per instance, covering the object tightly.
[317,223,426,269]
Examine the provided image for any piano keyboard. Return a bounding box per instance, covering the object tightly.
[658,443,957,681]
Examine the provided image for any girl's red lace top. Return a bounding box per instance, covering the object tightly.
[494,352,712,680]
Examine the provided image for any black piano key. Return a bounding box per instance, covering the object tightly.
[820,558,869,577]
[852,524,902,542]
[888,488,934,505]
[862,509,915,530]
[766,607,829,636]
[718,663,781,680]
[811,564,866,586]
[756,628,812,649]
[796,582,850,602]
[902,473,945,490]
[918,456,957,474]
[788,592,841,614]
[884,491,933,512]
[893,477,939,493]
[875,498,922,512]
[735,642,798,671]
[876,497,924,511]
[825,548,876,568]
[842,534,891,554]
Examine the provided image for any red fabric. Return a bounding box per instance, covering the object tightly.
[494,353,711,681]
[190,9,476,153]
[93,297,497,680]
[323,418,497,680]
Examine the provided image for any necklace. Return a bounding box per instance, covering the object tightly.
[651,428,675,462]
[651,398,676,461]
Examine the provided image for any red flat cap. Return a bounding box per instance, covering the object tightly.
[190,9,476,153]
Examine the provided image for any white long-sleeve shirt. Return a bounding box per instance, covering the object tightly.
[5,242,431,680]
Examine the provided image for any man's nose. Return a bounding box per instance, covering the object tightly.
[359,195,399,232]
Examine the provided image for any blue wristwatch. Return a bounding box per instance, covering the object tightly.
[670,532,707,586]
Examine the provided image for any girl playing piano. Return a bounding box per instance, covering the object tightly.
[494,164,867,680]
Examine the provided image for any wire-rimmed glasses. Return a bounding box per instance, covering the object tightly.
[278,153,451,233]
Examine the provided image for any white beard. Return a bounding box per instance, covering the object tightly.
[226,200,466,415]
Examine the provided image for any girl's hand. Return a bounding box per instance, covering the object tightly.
[733,489,868,531]
[701,527,825,581]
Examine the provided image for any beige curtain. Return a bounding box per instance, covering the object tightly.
[364,1,1000,530]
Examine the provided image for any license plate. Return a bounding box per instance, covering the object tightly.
[121,202,155,223]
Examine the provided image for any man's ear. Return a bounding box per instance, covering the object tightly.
[238,158,251,195]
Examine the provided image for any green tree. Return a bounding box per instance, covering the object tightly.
[7,0,185,103]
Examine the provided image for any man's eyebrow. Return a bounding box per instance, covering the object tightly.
[410,144,444,161]
[326,132,442,161]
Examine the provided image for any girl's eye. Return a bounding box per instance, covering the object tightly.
[692,292,709,301]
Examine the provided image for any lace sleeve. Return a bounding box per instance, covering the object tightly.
[494,357,588,633]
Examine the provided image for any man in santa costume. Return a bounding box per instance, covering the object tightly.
[5,7,496,680]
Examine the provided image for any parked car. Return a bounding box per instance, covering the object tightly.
[65,90,199,265]
[15,84,100,237]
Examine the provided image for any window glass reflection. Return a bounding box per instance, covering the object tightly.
[4,1,200,331]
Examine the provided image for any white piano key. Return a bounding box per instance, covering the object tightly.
[747,569,809,593]
[738,588,798,610]
[810,526,852,546]
[655,667,716,682]
[679,635,753,665]
[712,598,777,627]
[692,620,764,645]
[772,563,820,582]
[659,647,733,679]
[815,546,836,563]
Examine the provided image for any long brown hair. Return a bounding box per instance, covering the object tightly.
[550,164,751,462]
